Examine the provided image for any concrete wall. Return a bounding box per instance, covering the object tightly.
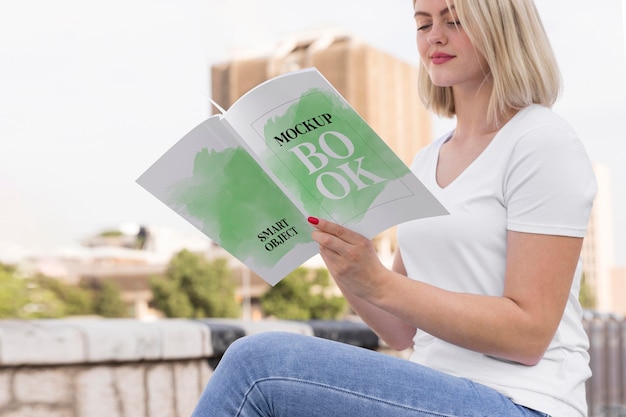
[0,318,379,417]
[1,315,624,417]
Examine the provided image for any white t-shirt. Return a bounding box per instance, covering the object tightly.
[397,105,597,417]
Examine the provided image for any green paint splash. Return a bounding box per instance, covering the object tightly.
[261,88,410,223]
[166,147,312,268]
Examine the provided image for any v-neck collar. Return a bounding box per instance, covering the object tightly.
[432,106,532,190]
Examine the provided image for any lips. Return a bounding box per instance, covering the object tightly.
[431,52,455,65]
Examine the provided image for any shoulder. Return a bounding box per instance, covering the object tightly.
[502,106,597,236]
[501,105,589,164]
[507,105,577,144]
[502,108,597,209]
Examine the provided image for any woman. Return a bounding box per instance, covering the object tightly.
[191,0,596,416]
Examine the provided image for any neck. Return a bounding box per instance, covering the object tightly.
[452,82,513,141]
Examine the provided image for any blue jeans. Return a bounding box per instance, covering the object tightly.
[192,332,550,417]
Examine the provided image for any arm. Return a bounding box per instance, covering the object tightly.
[336,250,417,351]
[312,219,582,365]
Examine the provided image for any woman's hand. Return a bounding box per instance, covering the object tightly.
[307,217,418,350]
[307,216,388,301]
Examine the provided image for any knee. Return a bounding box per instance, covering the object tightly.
[228,331,296,350]
[220,332,307,365]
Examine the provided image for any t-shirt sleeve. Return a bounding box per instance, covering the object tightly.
[504,123,597,237]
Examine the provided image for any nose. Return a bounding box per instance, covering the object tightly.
[427,23,447,45]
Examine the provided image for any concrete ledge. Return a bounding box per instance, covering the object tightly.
[0,319,212,366]
[306,319,379,349]
[0,318,381,417]
[0,318,379,367]
[193,320,246,358]
[2,315,624,417]
[197,318,314,337]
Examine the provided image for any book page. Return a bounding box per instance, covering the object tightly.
[225,68,447,239]
[136,116,319,285]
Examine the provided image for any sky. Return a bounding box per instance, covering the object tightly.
[1,0,625,264]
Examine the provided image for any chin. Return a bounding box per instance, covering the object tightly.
[426,72,455,87]
[430,79,455,88]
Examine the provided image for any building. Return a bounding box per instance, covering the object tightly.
[211,31,432,269]
[610,267,626,315]
[581,163,619,313]
[212,31,431,166]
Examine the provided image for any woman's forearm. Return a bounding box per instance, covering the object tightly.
[338,282,417,351]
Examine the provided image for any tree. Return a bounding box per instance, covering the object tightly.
[22,285,67,318]
[0,264,29,318]
[0,265,75,318]
[579,273,596,310]
[150,250,240,318]
[36,275,93,316]
[92,280,129,318]
[261,268,347,320]
[0,263,128,318]
[0,264,68,318]
[150,275,194,318]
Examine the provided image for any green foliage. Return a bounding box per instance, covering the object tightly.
[99,229,124,237]
[0,266,30,318]
[0,264,67,318]
[150,274,194,318]
[92,280,129,318]
[261,268,347,320]
[36,276,94,316]
[579,273,596,310]
[0,262,128,319]
[22,285,67,318]
[150,250,240,318]
[0,263,16,275]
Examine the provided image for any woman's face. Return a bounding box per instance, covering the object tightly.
[414,0,489,90]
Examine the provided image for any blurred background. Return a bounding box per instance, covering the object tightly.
[1,2,625,416]
[0,0,625,320]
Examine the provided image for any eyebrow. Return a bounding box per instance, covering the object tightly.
[414,5,455,18]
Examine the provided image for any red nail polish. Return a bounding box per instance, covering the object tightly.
[307,216,319,225]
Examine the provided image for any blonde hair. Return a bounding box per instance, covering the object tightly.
[415,0,561,124]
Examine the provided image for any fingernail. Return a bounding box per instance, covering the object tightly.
[307,216,319,225]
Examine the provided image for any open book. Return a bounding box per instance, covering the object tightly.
[137,67,447,285]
